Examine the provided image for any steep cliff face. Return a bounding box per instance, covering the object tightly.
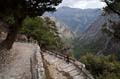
[73,13,120,57]
[79,13,120,42]
[48,17,75,39]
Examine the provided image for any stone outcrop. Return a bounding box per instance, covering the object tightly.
[16,34,28,42]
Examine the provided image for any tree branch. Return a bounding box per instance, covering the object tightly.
[105,0,120,16]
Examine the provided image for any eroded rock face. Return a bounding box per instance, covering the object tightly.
[42,16,75,39]
[16,34,28,42]
[0,33,28,43]
[73,13,120,56]
[0,32,7,41]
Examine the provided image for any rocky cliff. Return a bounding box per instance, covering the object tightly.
[73,13,120,57]
[44,16,75,39]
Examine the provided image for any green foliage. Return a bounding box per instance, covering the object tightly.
[102,21,120,40]
[0,0,62,50]
[103,0,120,41]
[72,38,106,59]
[0,0,62,17]
[0,0,62,30]
[80,53,120,79]
[21,17,63,51]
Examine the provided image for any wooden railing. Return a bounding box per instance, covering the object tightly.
[42,50,94,79]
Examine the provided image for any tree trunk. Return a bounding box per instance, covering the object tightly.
[0,17,23,50]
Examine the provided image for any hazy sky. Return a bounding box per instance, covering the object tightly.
[58,0,106,9]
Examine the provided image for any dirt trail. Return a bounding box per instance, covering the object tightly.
[0,42,35,79]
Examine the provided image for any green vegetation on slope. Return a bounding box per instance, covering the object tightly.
[72,37,106,59]
[80,53,120,79]
[21,17,63,51]
[102,21,120,40]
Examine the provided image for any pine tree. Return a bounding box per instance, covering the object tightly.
[102,0,120,40]
[0,0,62,50]
[104,0,120,15]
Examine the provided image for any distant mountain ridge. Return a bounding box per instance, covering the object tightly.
[73,13,120,58]
[44,7,120,58]
[45,7,102,34]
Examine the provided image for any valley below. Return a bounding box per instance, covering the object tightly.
[0,3,120,79]
[45,7,120,59]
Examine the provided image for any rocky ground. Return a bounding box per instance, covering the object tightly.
[0,42,35,79]
[0,42,93,79]
[43,51,90,79]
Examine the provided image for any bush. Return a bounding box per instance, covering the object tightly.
[21,17,63,51]
[80,53,120,79]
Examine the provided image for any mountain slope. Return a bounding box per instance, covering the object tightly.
[73,13,120,58]
[45,7,102,34]
[48,17,75,39]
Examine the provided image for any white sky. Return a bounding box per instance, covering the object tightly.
[58,0,106,9]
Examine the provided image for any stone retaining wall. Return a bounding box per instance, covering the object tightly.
[30,44,46,79]
[44,50,94,79]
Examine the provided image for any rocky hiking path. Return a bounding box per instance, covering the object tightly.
[0,42,36,79]
[42,51,94,79]
[0,42,94,79]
